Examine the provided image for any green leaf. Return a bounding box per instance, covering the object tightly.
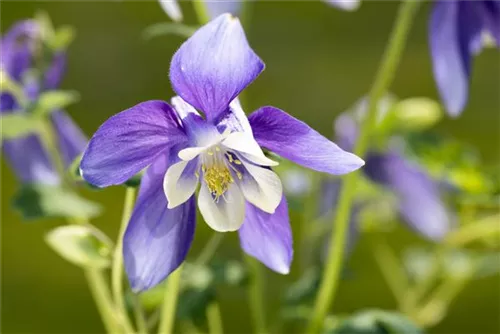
[143,23,198,40]
[12,184,102,220]
[45,225,112,269]
[33,90,80,116]
[1,113,42,140]
[326,310,423,334]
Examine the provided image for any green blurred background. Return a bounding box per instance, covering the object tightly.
[1,1,499,333]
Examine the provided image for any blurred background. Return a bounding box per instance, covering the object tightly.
[1,1,499,333]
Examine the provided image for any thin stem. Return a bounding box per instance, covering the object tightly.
[158,266,183,334]
[306,2,420,333]
[207,302,224,334]
[194,233,225,267]
[406,247,445,312]
[370,233,409,310]
[244,255,267,334]
[133,294,149,334]
[193,0,210,25]
[39,119,120,333]
[111,187,137,333]
[85,269,122,333]
[415,273,472,327]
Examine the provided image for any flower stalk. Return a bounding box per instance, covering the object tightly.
[244,255,267,334]
[38,119,121,333]
[158,266,183,334]
[306,1,421,333]
[112,186,138,333]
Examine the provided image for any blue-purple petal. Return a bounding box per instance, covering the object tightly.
[2,134,59,185]
[364,152,452,241]
[50,111,87,168]
[124,153,196,292]
[80,100,187,187]
[44,52,66,90]
[1,20,38,81]
[429,1,474,117]
[249,106,364,175]
[238,196,293,274]
[169,14,264,122]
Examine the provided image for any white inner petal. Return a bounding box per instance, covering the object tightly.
[238,159,282,214]
[222,132,278,166]
[178,146,209,161]
[198,180,245,232]
[164,160,199,209]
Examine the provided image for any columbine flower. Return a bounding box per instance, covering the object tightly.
[0,20,87,185]
[324,0,361,11]
[330,99,453,241]
[80,14,364,291]
[429,0,500,117]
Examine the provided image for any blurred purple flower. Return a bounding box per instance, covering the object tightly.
[80,14,364,291]
[429,0,499,117]
[330,111,453,241]
[1,20,87,185]
[324,0,361,11]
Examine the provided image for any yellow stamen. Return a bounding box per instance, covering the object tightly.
[203,164,233,201]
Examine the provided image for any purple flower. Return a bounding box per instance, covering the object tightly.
[429,0,500,117]
[80,14,364,291]
[1,20,87,185]
[324,0,361,11]
[333,108,453,241]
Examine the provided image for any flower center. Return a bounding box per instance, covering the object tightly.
[201,146,236,202]
[203,164,233,201]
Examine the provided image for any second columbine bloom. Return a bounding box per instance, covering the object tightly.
[80,14,364,291]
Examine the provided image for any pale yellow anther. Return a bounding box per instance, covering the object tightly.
[203,165,233,202]
[233,159,242,165]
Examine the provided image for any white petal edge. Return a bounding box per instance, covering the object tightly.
[171,95,200,120]
[178,146,208,161]
[222,132,278,166]
[198,181,245,232]
[164,160,199,209]
[229,98,253,134]
[238,160,283,214]
[158,0,183,22]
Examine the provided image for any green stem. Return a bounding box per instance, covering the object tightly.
[111,187,137,333]
[85,269,121,333]
[370,233,409,310]
[207,302,224,334]
[444,213,500,247]
[244,255,267,334]
[39,119,121,333]
[415,272,472,327]
[194,233,225,266]
[133,294,149,334]
[158,266,183,334]
[193,0,210,25]
[306,2,420,333]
